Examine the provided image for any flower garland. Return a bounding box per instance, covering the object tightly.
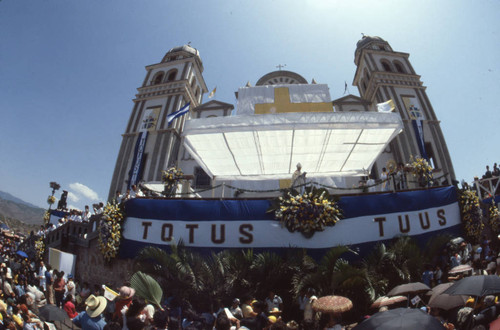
[273,189,343,238]
[162,167,184,187]
[489,201,500,234]
[35,237,45,260]
[459,190,483,242]
[98,202,125,262]
[409,156,433,182]
[47,195,56,205]
[43,211,51,225]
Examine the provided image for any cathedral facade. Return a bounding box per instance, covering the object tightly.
[108,36,455,199]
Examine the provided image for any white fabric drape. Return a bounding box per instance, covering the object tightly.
[183,112,403,180]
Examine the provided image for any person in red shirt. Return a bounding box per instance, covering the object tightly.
[53,271,66,308]
[64,294,78,319]
[113,286,135,321]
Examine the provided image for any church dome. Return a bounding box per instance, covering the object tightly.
[256,70,308,86]
[162,44,203,71]
[354,35,392,65]
[355,35,386,50]
[166,44,200,57]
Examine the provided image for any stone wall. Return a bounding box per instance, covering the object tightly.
[44,219,138,290]
[73,237,136,289]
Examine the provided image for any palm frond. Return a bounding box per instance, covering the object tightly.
[130,271,163,309]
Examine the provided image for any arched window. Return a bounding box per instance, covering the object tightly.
[152,71,164,85]
[191,77,197,89]
[362,79,367,92]
[195,86,201,99]
[394,61,405,73]
[166,69,177,82]
[381,60,392,72]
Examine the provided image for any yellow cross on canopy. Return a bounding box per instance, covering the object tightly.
[254,87,333,114]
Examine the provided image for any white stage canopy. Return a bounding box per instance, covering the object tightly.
[183,112,403,180]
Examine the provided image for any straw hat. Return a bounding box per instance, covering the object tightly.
[119,286,135,299]
[85,295,107,318]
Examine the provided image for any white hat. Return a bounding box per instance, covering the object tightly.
[297,163,302,168]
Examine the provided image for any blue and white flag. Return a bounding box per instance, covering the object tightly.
[402,97,428,160]
[167,103,190,126]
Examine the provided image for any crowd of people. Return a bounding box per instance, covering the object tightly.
[482,164,500,180]
[8,215,500,330]
[36,184,153,238]
[411,236,500,329]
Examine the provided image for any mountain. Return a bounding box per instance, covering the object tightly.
[0,191,45,229]
[0,191,41,209]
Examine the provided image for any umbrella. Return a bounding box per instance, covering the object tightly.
[353,307,446,330]
[443,275,500,297]
[387,282,430,297]
[16,251,28,258]
[490,317,500,330]
[312,295,353,313]
[38,305,69,322]
[449,264,473,274]
[370,296,407,309]
[428,282,468,311]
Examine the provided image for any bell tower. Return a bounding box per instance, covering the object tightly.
[108,45,207,199]
[353,36,455,183]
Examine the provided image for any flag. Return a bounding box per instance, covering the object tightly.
[102,285,119,301]
[208,87,216,98]
[166,103,190,126]
[343,81,348,95]
[377,99,395,112]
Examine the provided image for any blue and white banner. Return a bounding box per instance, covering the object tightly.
[49,210,67,225]
[120,187,461,257]
[128,131,148,189]
[403,96,428,160]
[128,107,161,188]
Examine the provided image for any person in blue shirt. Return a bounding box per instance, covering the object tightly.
[73,295,107,330]
[422,265,434,287]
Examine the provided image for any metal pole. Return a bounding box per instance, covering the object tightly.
[212,178,216,198]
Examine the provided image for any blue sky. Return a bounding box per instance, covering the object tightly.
[1,0,499,209]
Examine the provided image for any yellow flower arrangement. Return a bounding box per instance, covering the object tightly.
[161,167,184,196]
[489,201,500,234]
[98,202,125,261]
[35,237,45,260]
[47,195,56,205]
[43,211,51,225]
[408,156,433,183]
[459,190,483,242]
[273,188,343,238]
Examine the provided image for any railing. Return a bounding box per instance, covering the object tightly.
[44,215,102,250]
[365,71,423,101]
[473,176,500,200]
[134,80,195,102]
